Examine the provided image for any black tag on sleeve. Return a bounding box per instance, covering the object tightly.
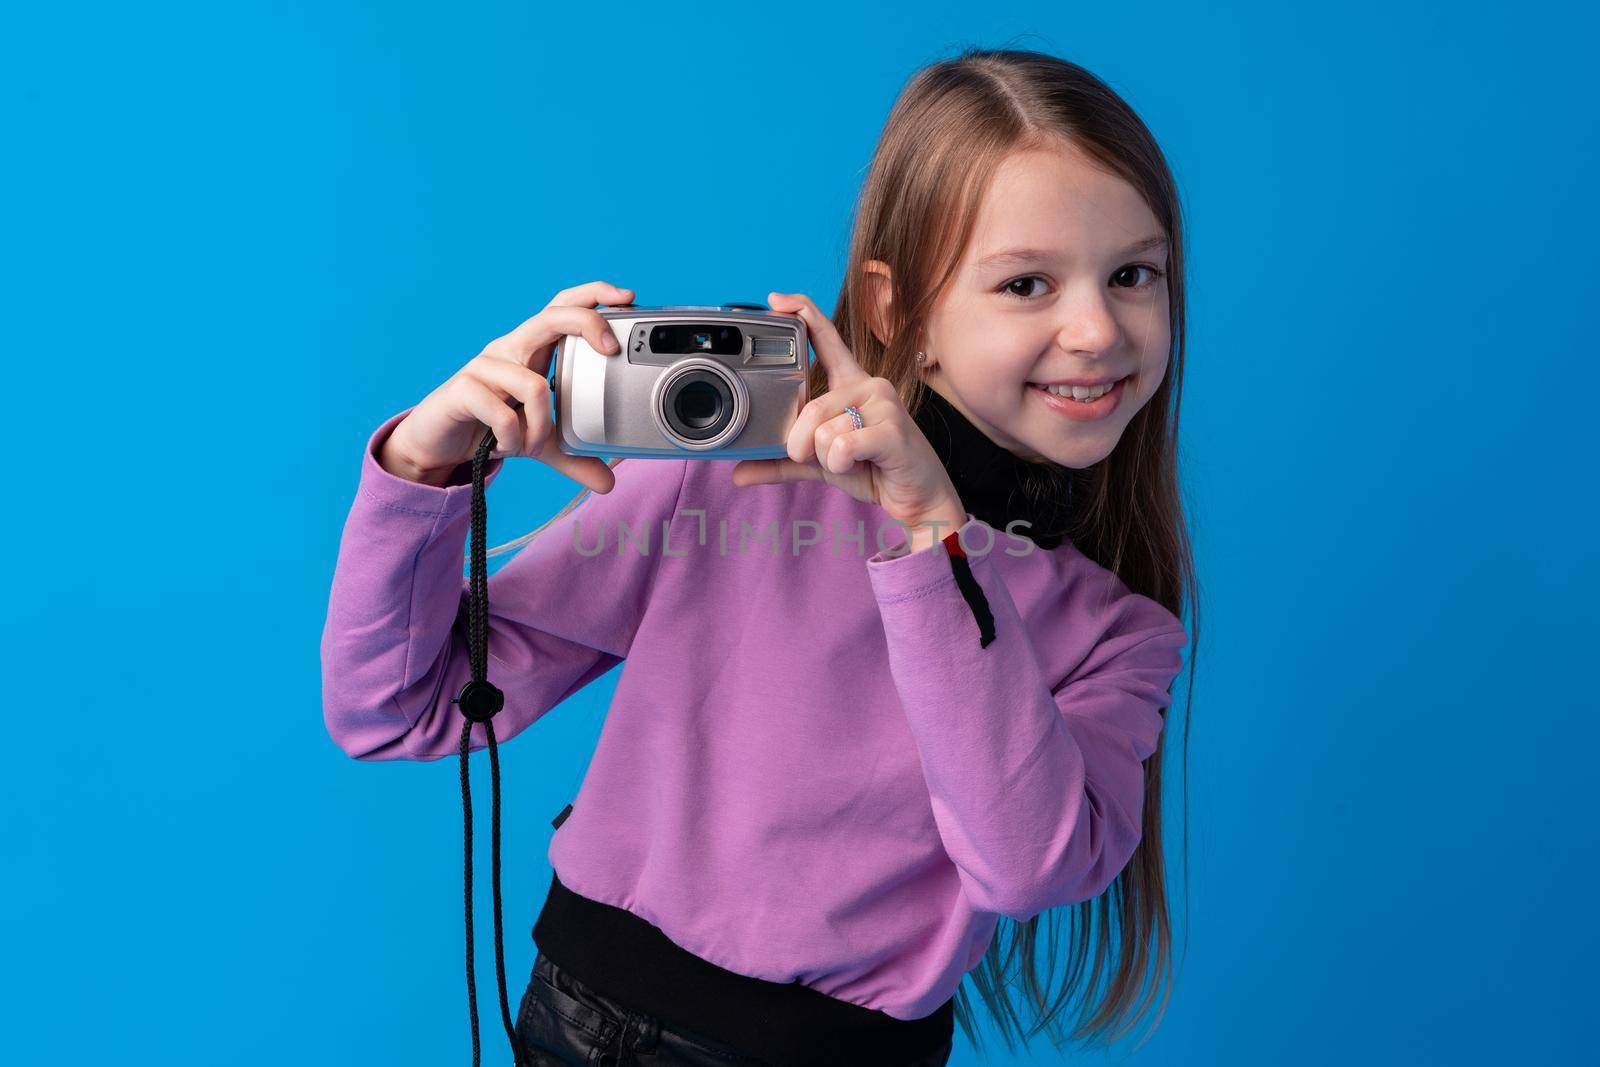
[551,802,573,829]
[949,554,996,647]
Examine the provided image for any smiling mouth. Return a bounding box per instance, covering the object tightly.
[1026,375,1129,403]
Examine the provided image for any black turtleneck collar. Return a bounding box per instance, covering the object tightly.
[910,386,1078,550]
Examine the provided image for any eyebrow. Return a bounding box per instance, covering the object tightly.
[974,234,1169,269]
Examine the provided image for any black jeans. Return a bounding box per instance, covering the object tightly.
[513,951,956,1067]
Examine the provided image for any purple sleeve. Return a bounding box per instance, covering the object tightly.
[865,516,1189,920]
[319,406,689,761]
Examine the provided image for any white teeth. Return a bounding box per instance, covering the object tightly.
[1037,379,1117,400]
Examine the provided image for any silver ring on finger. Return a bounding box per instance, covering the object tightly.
[843,404,864,431]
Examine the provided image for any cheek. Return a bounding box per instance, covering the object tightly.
[1128,301,1170,356]
[1133,318,1171,381]
[1129,354,1170,413]
[943,320,1038,383]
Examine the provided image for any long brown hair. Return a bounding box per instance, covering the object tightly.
[817,47,1201,1056]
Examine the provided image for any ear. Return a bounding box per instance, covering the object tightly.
[861,259,896,347]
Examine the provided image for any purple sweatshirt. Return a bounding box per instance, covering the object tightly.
[320,406,1189,1021]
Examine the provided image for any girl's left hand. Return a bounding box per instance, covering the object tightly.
[731,291,969,549]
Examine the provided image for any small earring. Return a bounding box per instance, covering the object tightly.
[914,350,926,365]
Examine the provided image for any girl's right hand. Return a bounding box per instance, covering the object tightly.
[379,280,634,493]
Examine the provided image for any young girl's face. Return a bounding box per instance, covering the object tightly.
[917,139,1171,469]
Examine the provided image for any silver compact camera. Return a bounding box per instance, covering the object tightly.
[550,303,811,459]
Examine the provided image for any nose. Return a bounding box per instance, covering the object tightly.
[1053,283,1121,356]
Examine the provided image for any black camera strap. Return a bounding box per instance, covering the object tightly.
[449,423,524,1067]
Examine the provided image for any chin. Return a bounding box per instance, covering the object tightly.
[1054,446,1115,470]
[1017,425,1122,470]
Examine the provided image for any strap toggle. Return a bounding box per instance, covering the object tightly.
[452,679,505,723]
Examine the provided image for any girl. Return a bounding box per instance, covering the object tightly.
[321,47,1198,1066]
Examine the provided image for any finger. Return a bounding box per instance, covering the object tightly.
[812,386,906,471]
[545,280,635,310]
[813,408,873,475]
[497,305,621,370]
[454,353,619,493]
[495,279,632,369]
[822,420,899,476]
[787,378,879,465]
[456,377,528,457]
[467,358,621,492]
[467,357,551,453]
[768,291,866,388]
[533,447,619,495]
[730,457,826,488]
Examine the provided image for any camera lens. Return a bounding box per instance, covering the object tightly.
[659,364,739,444]
[676,380,721,428]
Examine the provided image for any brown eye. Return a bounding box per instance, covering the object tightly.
[1112,264,1165,289]
[1001,276,1048,299]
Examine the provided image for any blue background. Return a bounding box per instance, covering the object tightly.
[4,2,1595,1064]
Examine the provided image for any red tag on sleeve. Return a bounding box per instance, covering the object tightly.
[942,527,966,558]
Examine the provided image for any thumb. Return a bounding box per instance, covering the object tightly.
[731,457,825,487]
